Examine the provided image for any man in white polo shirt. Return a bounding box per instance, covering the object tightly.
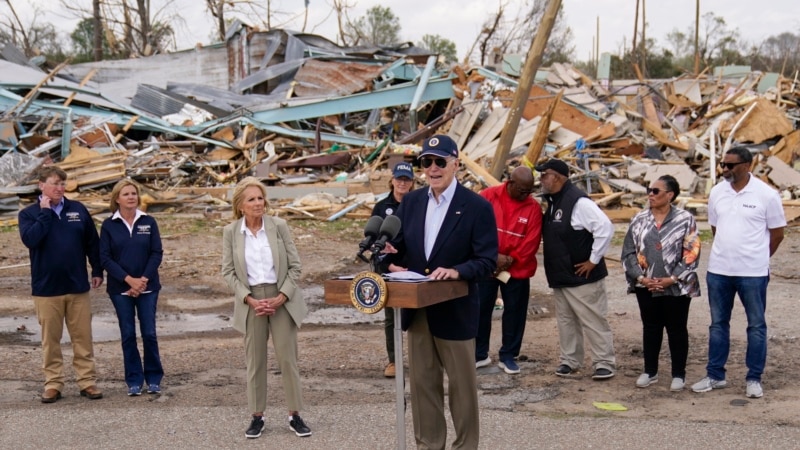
[691,147,786,399]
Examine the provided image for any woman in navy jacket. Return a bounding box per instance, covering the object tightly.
[100,180,164,396]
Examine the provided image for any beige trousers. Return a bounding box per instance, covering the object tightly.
[408,309,480,450]
[553,278,616,371]
[245,283,303,414]
[33,292,97,391]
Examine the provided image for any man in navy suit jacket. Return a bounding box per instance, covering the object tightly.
[387,135,497,449]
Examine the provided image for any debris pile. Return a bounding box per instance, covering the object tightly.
[1,25,799,226]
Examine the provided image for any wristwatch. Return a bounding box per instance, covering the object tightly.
[636,275,644,283]
[670,275,678,283]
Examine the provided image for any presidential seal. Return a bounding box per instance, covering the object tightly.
[350,271,388,314]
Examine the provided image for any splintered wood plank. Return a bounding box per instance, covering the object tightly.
[459,152,500,187]
[448,101,482,150]
[525,90,563,166]
[640,87,660,124]
[522,85,602,136]
[770,130,800,165]
[591,162,613,194]
[462,107,508,157]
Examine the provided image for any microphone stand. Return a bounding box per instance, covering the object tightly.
[369,249,381,274]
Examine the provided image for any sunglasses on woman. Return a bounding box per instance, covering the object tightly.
[420,157,449,169]
[647,187,664,195]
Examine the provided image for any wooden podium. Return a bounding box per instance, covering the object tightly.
[324,278,468,450]
[323,279,467,308]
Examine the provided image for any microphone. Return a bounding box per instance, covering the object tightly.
[371,215,401,253]
[358,216,384,254]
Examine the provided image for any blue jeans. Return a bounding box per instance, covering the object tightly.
[475,277,530,362]
[111,291,163,388]
[705,272,769,382]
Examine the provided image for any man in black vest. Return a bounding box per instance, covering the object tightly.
[535,159,617,380]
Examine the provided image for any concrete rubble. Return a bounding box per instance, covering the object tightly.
[1,24,799,226]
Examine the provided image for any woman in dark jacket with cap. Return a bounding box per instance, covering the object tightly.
[370,161,414,377]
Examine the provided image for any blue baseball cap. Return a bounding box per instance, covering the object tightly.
[419,135,459,159]
[392,162,414,179]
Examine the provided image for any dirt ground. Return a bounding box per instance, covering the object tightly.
[1,213,799,428]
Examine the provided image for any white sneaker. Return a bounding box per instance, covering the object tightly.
[746,380,763,398]
[475,357,492,369]
[635,373,658,388]
[691,377,727,393]
[670,378,685,392]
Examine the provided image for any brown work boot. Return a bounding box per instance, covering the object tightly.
[384,362,396,378]
[41,388,62,403]
[79,385,103,400]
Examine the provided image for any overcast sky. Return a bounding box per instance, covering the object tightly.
[11,0,800,61]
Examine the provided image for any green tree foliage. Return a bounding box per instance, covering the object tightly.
[419,34,457,64]
[70,18,113,63]
[609,39,681,79]
[346,5,401,46]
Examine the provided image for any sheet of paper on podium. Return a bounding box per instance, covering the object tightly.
[382,271,430,283]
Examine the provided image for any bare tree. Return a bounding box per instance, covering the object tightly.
[332,0,358,46]
[753,32,800,75]
[206,0,227,42]
[59,0,177,57]
[696,12,742,65]
[0,0,33,54]
[466,0,574,66]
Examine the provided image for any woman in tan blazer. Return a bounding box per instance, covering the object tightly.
[221,177,310,439]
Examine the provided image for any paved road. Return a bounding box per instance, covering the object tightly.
[2,400,799,449]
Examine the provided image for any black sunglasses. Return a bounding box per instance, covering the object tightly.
[719,161,748,170]
[420,157,449,169]
[647,187,664,195]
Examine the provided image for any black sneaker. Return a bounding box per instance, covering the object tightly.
[555,364,574,376]
[592,368,615,380]
[289,414,312,437]
[245,416,265,439]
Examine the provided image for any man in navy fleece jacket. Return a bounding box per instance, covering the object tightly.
[18,166,105,403]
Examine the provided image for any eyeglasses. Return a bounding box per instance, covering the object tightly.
[43,181,67,188]
[647,187,663,195]
[719,161,748,170]
[420,157,449,169]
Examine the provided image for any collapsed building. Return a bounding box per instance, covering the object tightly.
[1,23,799,225]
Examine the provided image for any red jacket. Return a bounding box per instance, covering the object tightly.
[480,182,543,279]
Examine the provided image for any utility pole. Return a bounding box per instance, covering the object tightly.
[489,0,562,180]
[641,0,647,76]
[632,0,639,61]
[595,16,600,69]
[694,0,700,74]
[93,0,102,61]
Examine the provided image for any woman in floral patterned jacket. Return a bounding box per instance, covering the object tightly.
[622,174,701,392]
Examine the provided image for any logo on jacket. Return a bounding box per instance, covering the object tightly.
[554,209,563,222]
[137,224,151,234]
[385,208,394,215]
[350,272,388,314]
[66,212,81,222]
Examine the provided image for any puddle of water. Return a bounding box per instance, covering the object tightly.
[303,284,383,325]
